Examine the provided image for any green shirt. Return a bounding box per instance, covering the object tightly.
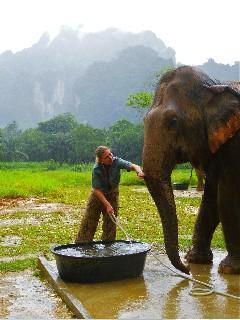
[92,157,132,193]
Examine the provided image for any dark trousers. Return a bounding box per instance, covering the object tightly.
[75,189,119,242]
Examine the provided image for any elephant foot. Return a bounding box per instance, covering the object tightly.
[184,248,213,264]
[218,255,240,274]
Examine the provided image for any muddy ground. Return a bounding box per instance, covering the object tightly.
[0,198,78,319]
[0,189,203,319]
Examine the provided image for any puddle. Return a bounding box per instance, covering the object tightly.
[0,197,78,214]
[0,198,84,318]
[0,217,44,226]
[0,197,81,226]
[179,234,192,240]
[184,204,199,215]
[0,270,74,319]
[0,215,79,227]
[0,235,22,246]
[133,187,203,198]
[48,250,240,319]
[173,188,203,198]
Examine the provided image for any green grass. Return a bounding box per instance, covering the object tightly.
[0,167,198,199]
[118,187,224,247]
[0,161,93,171]
[0,164,225,272]
[171,168,198,186]
[0,170,91,198]
[0,258,37,272]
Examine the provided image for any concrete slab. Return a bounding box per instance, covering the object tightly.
[39,251,240,319]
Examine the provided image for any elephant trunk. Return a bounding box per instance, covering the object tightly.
[143,155,190,274]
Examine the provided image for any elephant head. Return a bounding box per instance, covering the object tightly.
[143,66,240,274]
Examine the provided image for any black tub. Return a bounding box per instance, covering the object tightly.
[172,182,189,190]
[51,240,151,283]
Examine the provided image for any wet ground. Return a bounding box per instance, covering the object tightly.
[0,270,74,319]
[0,197,80,263]
[44,250,240,319]
[1,193,239,319]
[0,197,77,319]
[0,197,79,228]
[134,186,204,198]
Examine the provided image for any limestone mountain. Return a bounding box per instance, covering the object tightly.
[0,28,175,128]
[0,27,238,128]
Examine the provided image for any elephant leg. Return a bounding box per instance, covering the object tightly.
[218,176,240,274]
[195,169,205,191]
[185,171,219,264]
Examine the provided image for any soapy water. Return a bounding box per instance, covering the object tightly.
[54,242,151,258]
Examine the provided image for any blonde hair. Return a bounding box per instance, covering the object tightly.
[95,146,109,163]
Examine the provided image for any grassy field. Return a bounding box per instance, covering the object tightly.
[0,162,224,272]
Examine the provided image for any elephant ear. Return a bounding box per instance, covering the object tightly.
[204,84,240,154]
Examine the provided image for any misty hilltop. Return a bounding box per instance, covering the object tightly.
[0,27,239,128]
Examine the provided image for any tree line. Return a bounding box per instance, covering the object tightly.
[0,113,144,164]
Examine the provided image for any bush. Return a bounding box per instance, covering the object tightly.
[46,159,60,171]
[71,163,93,172]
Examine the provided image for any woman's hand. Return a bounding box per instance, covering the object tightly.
[94,189,114,215]
[137,170,145,179]
[130,164,145,179]
[106,203,114,215]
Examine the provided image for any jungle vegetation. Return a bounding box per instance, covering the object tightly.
[0,113,144,164]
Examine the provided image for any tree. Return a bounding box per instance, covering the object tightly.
[18,128,48,161]
[127,91,153,110]
[106,120,143,163]
[38,113,78,134]
[126,66,173,110]
[0,129,4,160]
[1,121,25,161]
[37,113,80,163]
[70,124,106,162]
[46,131,74,164]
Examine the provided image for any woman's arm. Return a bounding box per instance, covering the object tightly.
[130,164,145,179]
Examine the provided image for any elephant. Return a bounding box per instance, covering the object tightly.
[195,168,206,191]
[143,66,240,275]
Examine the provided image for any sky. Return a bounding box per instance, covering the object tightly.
[0,0,239,66]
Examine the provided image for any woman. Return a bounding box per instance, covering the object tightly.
[75,146,144,242]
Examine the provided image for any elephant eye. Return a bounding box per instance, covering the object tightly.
[166,116,178,129]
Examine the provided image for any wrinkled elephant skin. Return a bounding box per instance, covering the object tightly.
[143,66,240,274]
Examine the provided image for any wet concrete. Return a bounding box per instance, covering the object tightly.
[41,250,240,319]
[0,270,74,319]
